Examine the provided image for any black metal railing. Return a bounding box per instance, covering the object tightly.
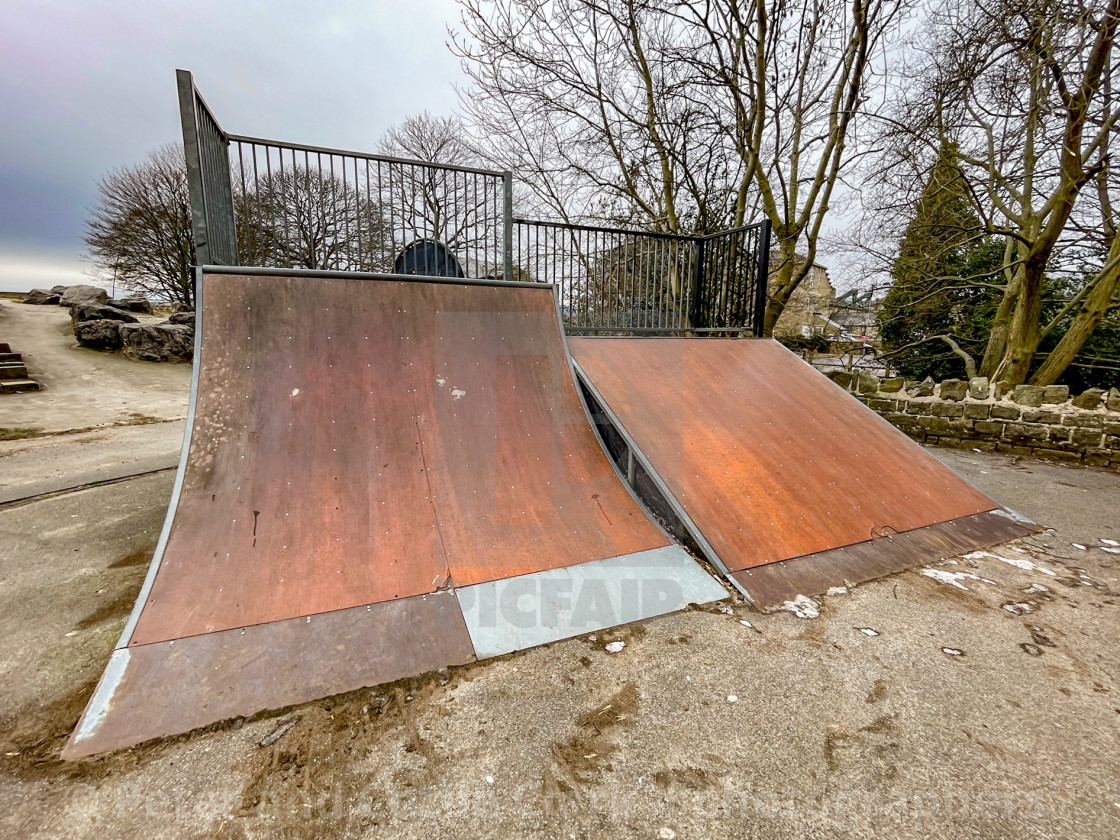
[177,70,238,266]
[177,69,767,333]
[176,70,513,280]
[513,219,770,335]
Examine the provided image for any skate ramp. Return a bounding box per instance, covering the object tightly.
[570,337,1038,608]
[64,270,726,759]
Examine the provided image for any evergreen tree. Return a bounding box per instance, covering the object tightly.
[878,141,1003,380]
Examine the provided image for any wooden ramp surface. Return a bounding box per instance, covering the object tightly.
[63,272,726,759]
[570,337,1037,605]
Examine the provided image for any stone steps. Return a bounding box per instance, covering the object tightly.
[0,345,41,393]
[0,362,30,380]
[0,379,40,394]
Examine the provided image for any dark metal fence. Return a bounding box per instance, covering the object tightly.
[513,219,770,335]
[176,70,513,280]
[176,70,238,266]
[177,69,767,333]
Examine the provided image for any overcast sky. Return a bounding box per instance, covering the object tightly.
[0,0,467,292]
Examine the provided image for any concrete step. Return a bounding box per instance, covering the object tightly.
[0,363,30,380]
[0,379,40,394]
[0,352,21,363]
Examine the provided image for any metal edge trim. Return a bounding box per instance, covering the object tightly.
[551,292,677,546]
[199,265,550,289]
[114,267,206,650]
[570,358,751,601]
[68,648,131,748]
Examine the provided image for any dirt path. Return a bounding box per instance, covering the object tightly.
[0,300,190,434]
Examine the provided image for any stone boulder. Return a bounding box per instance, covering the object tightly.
[111,296,154,315]
[879,376,904,393]
[22,288,61,305]
[1042,384,1069,404]
[69,302,139,327]
[167,311,195,327]
[855,371,879,395]
[50,285,69,295]
[74,319,124,351]
[1072,388,1104,410]
[968,376,990,400]
[59,285,108,308]
[1011,384,1045,407]
[825,370,854,389]
[1108,388,1120,412]
[939,379,967,401]
[907,377,935,397]
[119,323,193,363]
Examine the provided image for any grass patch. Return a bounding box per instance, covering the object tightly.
[123,413,163,426]
[0,427,43,441]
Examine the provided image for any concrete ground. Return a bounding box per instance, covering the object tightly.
[0,302,1118,839]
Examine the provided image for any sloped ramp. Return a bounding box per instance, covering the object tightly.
[570,337,1039,608]
[64,270,726,759]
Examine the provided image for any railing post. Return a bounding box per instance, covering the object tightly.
[502,171,514,282]
[177,69,211,268]
[753,219,772,337]
[689,236,705,329]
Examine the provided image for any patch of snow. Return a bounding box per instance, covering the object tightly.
[920,568,996,591]
[1023,583,1050,594]
[435,377,446,387]
[739,619,753,628]
[605,640,626,654]
[716,603,734,615]
[289,388,300,397]
[858,628,879,637]
[1002,602,1034,616]
[826,585,848,596]
[1102,547,1120,555]
[942,647,964,657]
[485,775,494,785]
[451,388,467,400]
[774,594,819,619]
[727,695,738,703]
[982,552,1055,576]
[659,829,677,840]
[1072,543,1086,550]
[1101,538,1119,547]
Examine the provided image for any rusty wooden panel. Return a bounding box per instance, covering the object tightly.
[401,283,671,586]
[130,275,451,645]
[731,510,1040,609]
[570,338,1000,573]
[64,592,475,760]
[131,274,670,646]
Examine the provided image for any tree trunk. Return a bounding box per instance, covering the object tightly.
[1029,239,1120,384]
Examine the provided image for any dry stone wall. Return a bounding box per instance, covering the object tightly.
[823,371,1120,469]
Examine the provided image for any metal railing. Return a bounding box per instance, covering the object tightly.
[177,70,513,280]
[513,219,770,335]
[177,70,238,266]
[176,69,767,333]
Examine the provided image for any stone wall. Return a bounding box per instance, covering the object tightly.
[824,370,1120,469]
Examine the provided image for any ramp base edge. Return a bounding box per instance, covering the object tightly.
[731,510,1042,610]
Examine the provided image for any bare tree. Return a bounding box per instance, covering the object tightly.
[84,145,195,306]
[378,113,502,272]
[236,164,391,272]
[452,0,904,332]
[880,0,1120,385]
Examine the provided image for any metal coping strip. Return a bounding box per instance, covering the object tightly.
[571,358,750,600]
[114,267,207,649]
[552,292,677,546]
[200,265,552,290]
[226,134,507,178]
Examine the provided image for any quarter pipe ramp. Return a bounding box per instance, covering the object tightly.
[63,270,726,759]
[571,337,1038,608]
